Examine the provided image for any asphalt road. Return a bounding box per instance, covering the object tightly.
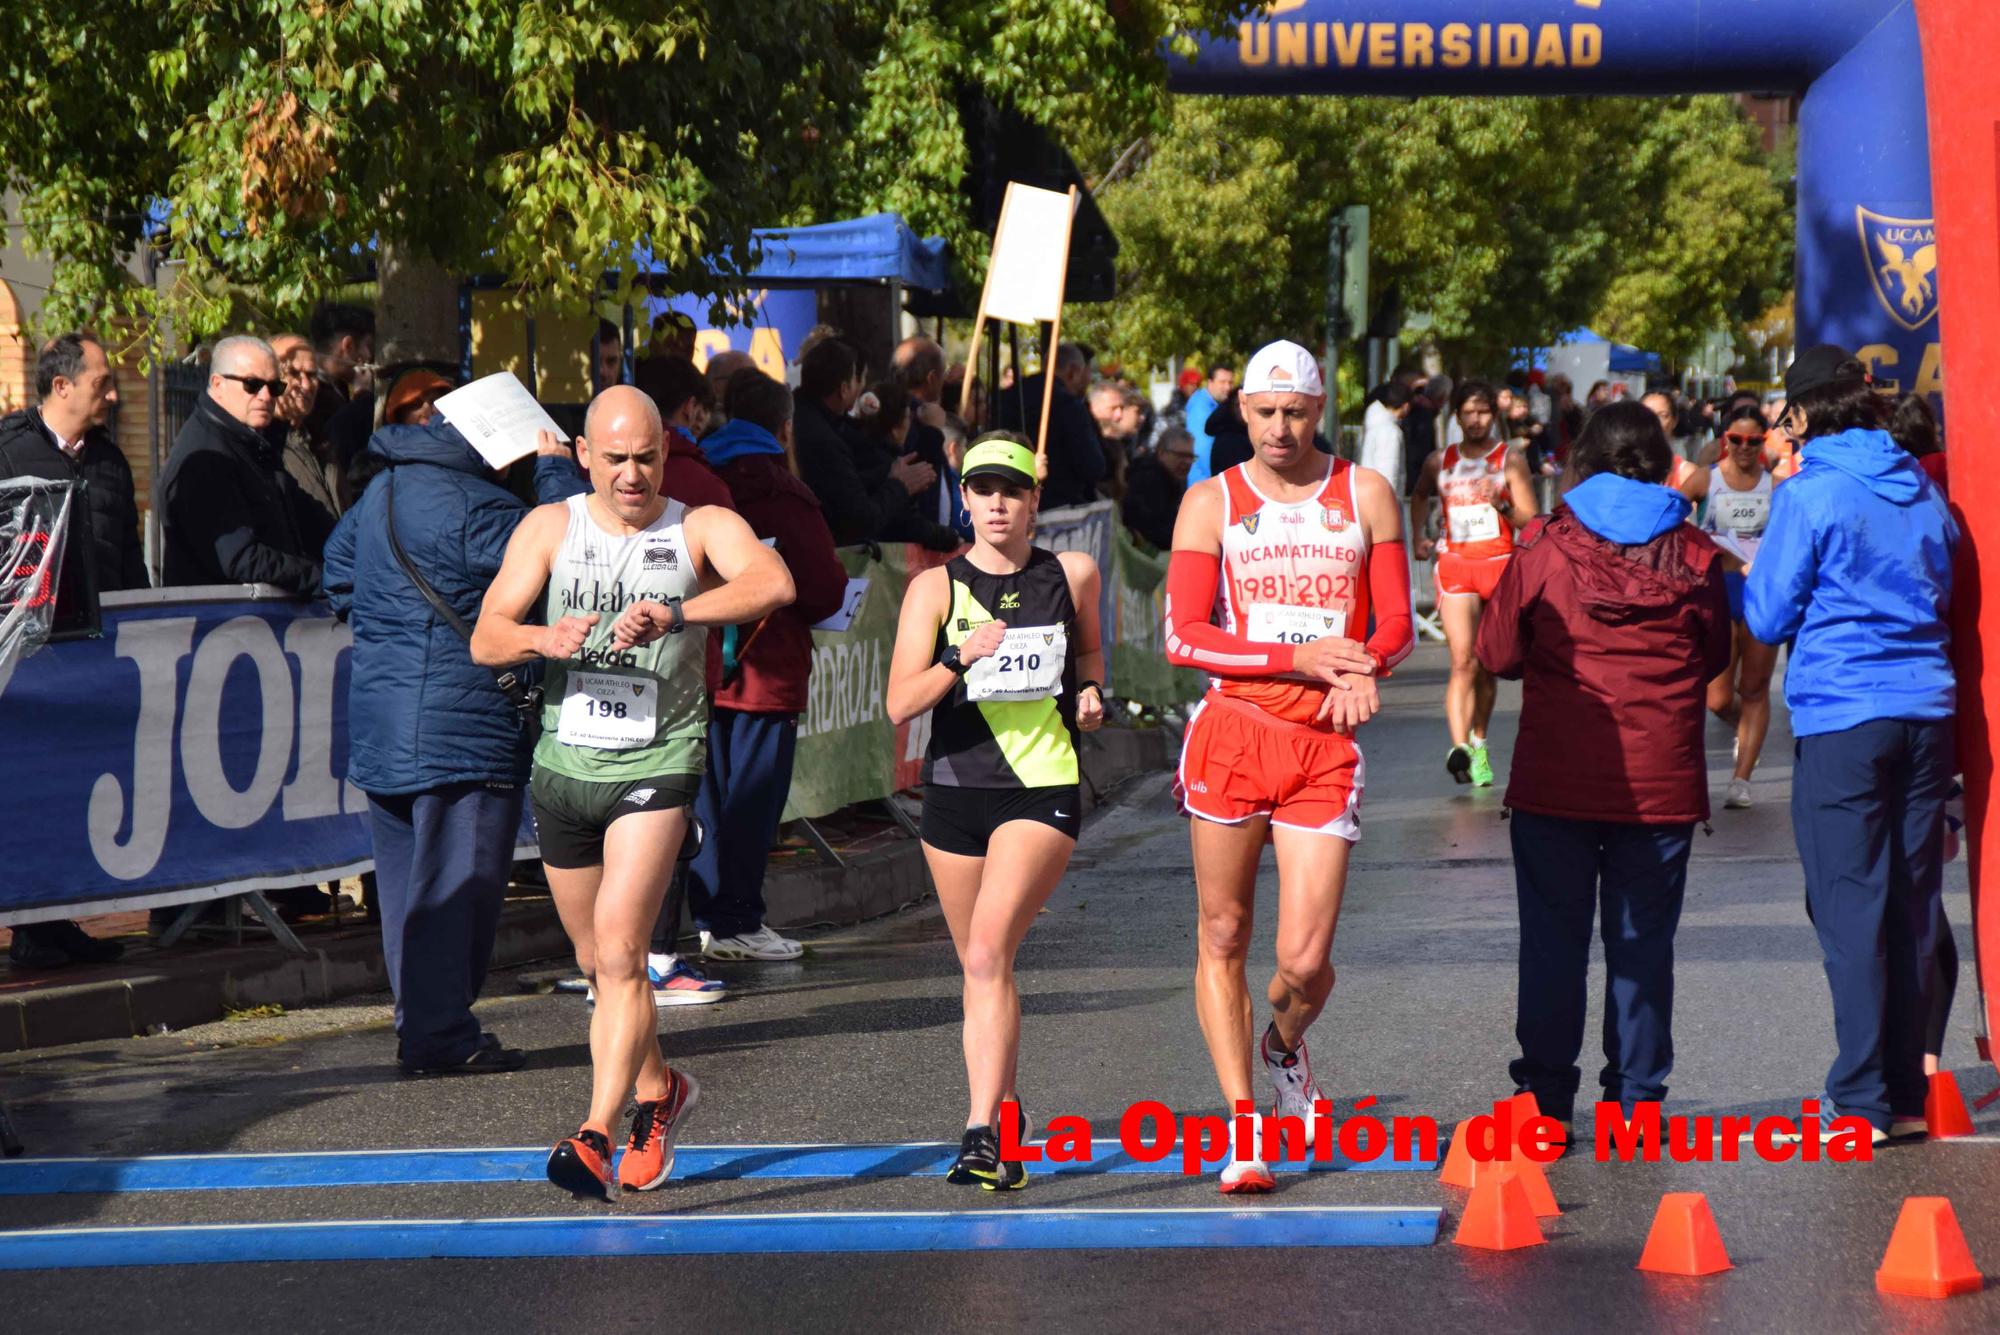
[3,644,1996,1333]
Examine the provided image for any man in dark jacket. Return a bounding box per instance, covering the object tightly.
[793,338,938,546]
[1122,426,1194,552]
[0,334,143,967]
[0,332,146,595]
[690,372,848,960]
[305,302,377,471]
[322,420,530,1075]
[994,342,1106,508]
[893,335,954,528]
[1476,401,1730,1132]
[160,335,335,594]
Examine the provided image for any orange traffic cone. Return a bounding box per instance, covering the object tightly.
[1468,1150,1560,1218]
[1509,1090,1542,1120]
[1925,1072,1976,1139]
[1440,1117,1480,1188]
[1636,1192,1732,1276]
[1454,1167,1545,1251]
[1875,1197,1984,1298]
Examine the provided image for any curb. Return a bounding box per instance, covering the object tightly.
[0,726,1175,1054]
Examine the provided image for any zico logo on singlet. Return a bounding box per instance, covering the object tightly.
[999,591,1022,610]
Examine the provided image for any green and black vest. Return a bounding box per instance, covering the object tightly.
[924,548,1080,788]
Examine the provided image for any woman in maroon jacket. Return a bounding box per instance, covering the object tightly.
[687,370,851,960]
[1476,401,1731,1132]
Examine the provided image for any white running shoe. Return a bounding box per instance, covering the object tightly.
[1219,1114,1274,1195]
[701,924,803,961]
[1725,778,1752,809]
[1262,1024,1325,1148]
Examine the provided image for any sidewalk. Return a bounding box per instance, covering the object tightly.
[0,724,1175,1053]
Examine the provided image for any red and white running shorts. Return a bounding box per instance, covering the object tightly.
[1177,691,1363,840]
[1434,550,1511,601]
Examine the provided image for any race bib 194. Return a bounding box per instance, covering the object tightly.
[1246,603,1348,646]
[964,624,1068,702]
[1448,502,1502,545]
[556,671,659,749]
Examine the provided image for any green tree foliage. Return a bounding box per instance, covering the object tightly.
[0,1,1243,341]
[1071,93,1792,371]
[2,0,861,336]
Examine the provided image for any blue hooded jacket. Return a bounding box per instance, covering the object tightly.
[1564,472,1690,546]
[1743,427,1956,737]
[699,416,787,467]
[323,422,533,795]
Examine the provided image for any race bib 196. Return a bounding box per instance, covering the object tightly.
[1247,603,1348,646]
[556,671,659,749]
[963,623,1068,702]
[1447,502,1502,545]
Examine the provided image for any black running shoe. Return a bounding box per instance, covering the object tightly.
[983,1154,1028,1192]
[546,1127,615,1202]
[1446,745,1473,784]
[946,1125,1001,1186]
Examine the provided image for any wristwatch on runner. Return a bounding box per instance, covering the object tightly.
[664,597,686,635]
[940,645,970,675]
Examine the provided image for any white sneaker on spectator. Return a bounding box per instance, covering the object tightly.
[701,924,803,961]
[1725,779,1752,809]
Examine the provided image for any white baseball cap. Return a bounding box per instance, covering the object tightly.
[1240,340,1324,397]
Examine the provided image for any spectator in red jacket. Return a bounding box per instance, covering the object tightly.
[1476,400,1730,1132]
[686,369,849,960]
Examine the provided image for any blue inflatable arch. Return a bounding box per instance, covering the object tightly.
[1169,0,1936,395]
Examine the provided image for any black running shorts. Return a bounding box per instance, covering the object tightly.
[531,766,701,869]
[920,784,1082,857]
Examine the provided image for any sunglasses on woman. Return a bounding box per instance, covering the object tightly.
[1723,430,1764,445]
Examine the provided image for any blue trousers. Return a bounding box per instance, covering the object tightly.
[1793,718,1952,1129]
[688,709,798,938]
[367,782,523,1068]
[1508,810,1694,1121]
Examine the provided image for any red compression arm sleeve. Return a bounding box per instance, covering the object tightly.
[1365,540,1415,675]
[1163,549,1297,678]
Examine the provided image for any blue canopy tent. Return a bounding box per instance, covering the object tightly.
[1556,328,1663,376]
[627,212,952,381]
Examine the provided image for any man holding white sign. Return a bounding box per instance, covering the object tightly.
[1162,340,1414,1193]
[472,385,793,1201]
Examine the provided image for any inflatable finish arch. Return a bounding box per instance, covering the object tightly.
[1173,0,2000,1079]
[1169,0,1937,394]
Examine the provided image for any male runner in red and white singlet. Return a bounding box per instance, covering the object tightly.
[1164,340,1414,1192]
[1410,380,1537,785]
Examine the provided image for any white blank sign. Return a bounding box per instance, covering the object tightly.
[982,183,1076,325]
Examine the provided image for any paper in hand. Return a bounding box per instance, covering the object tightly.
[435,372,567,470]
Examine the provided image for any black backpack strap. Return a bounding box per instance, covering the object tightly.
[385,471,540,715]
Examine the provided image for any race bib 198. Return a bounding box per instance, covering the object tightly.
[1447,502,1502,545]
[1247,603,1348,646]
[963,623,1068,702]
[556,671,659,749]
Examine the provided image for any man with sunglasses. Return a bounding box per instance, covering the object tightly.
[161,334,336,594]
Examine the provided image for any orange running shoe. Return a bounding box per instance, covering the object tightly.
[547,1127,614,1202]
[617,1067,701,1192]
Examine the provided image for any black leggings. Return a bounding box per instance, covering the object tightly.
[1927,922,1959,1058]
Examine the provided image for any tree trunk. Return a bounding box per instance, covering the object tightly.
[376,242,461,369]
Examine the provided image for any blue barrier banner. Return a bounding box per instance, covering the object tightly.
[0,586,530,924]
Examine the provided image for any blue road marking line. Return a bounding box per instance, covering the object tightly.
[0,1206,1442,1269]
[0,1141,1437,1195]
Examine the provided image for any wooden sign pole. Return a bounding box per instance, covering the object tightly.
[1032,185,1081,472]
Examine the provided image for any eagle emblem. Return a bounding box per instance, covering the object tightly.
[1240,513,1260,535]
[1858,208,1939,332]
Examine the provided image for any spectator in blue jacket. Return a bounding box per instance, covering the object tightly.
[1183,361,1234,484]
[324,419,533,1076]
[1745,345,1957,1139]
